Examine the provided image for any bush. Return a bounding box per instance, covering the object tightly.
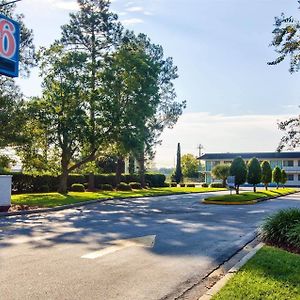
[101,184,114,191]
[117,182,132,191]
[145,173,166,187]
[129,182,142,189]
[67,174,86,188]
[287,224,300,249]
[260,208,300,247]
[180,183,186,187]
[210,182,224,188]
[93,174,116,188]
[186,183,195,187]
[202,183,209,188]
[70,183,85,192]
[170,182,177,187]
[39,185,50,193]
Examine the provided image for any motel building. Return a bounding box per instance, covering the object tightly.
[199,152,300,187]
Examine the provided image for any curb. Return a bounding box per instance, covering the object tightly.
[0,189,225,218]
[202,191,299,206]
[198,242,264,300]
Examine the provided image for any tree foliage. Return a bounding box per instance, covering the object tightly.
[261,161,272,190]
[174,143,182,184]
[281,169,288,187]
[273,166,282,189]
[247,158,262,192]
[181,154,199,178]
[212,164,230,187]
[230,157,247,194]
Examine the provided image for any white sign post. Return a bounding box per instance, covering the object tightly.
[226,176,235,195]
[0,175,12,212]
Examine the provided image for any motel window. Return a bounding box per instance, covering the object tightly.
[283,160,294,167]
[298,160,300,167]
[288,174,294,181]
[298,174,300,181]
[223,161,232,164]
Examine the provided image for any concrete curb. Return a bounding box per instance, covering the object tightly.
[198,242,265,300]
[202,191,299,206]
[0,189,225,218]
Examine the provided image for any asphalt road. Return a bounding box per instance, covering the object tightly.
[1,191,300,300]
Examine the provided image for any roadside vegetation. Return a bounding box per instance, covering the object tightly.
[11,187,225,208]
[203,188,296,204]
[212,246,300,300]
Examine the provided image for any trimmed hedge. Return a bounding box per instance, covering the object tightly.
[117,182,132,191]
[70,183,85,192]
[170,182,177,187]
[129,182,142,189]
[5,172,166,194]
[186,183,195,187]
[180,183,186,187]
[202,183,209,188]
[101,184,114,191]
[210,182,224,188]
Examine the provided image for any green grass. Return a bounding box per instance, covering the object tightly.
[204,188,296,203]
[11,187,224,208]
[212,246,300,300]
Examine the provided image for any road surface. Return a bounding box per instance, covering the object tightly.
[1,191,300,300]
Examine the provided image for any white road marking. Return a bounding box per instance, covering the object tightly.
[81,235,156,259]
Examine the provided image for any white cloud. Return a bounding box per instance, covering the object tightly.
[126,6,144,12]
[154,112,294,168]
[121,18,144,25]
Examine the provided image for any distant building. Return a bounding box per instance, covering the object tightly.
[199,152,300,186]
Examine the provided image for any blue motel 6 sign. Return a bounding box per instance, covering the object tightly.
[0,13,20,77]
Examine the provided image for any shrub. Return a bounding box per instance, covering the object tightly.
[210,182,224,188]
[287,224,300,249]
[39,185,50,193]
[202,183,209,188]
[117,182,132,191]
[260,208,300,246]
[70,183,85,192]
[186,183,195,187]
[170,182,177,187]
[129,182,142,189]
[180,183,186,187]
[101,184,114,191]
[145,173,166,187]
[93,174,116,188]
[67,174,86,188]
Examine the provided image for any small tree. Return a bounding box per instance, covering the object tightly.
[247,158,262,192]
[272,167,282,189]
[174,143,182,184]
[230,157,247,194]
[212,164,230,187]
[261,161,272,190]
[281,170,287,188]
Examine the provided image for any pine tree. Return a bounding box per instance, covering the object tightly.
[175,143,182,184]
[261,161,272,190]
[272,167,282,189]
[230,157,247,194]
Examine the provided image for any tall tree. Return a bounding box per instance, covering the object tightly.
[272,167,282,189]
[181,154,199,179]
[269,3,300,151]
[230,157,247,194]
[24,45,88,193]
[0,1,36,147]
[61,0,122,189]
[247,158,262,192]
[212,164,230,187]
[174,143,182,184]
[261,161,272,190]
[281,169,288,187]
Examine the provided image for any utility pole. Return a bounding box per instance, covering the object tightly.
[197,144,204,158]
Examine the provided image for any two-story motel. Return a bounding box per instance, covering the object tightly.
[199,152,300,186]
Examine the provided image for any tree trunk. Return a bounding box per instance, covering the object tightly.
[254,185,256,193]
[137,153,146,188]
[222,178,226,188]
[88,173,95,191]
[236,185,239,194]
[58,153,69,194]
[265,183,268,190]
[115,157,123,185]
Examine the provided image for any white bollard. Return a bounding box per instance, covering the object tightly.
[0,175,12,212]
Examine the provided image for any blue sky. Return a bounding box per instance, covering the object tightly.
[14,0,300,167]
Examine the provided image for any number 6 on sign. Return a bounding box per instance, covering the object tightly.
[0,13,20,77]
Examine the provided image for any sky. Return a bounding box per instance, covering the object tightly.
[13,0,300,168]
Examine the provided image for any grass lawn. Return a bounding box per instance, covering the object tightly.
[11,187,225,208]
[212,246,300,300]
[204,188,296,203]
